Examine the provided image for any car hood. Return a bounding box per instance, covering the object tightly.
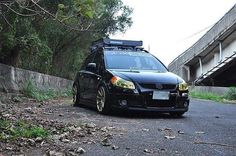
[108,70,183,84]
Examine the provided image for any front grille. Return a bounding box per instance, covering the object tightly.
[139,83,176,90]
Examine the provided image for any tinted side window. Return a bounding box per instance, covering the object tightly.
[81,53,95,70]
[93,51,104,74]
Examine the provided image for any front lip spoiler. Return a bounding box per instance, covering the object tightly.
[112,105,188,112]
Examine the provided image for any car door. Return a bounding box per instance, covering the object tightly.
[78,53,95,101]
[88,50,104,103]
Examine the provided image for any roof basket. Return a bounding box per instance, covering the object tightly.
[91,38,143,51]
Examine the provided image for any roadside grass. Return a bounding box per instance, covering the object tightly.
[190,90,223,102]
[190,87,236,103]
[23,80,72,102]
[0,119,49,140]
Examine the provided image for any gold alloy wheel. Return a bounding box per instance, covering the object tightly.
[72,85,77,105]
[96,86,106,112]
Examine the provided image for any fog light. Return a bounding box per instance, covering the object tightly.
[120,100,127,106]
[182,93,188,97]
[184,101,189,107]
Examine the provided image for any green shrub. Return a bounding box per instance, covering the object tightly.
[23,80,72,101]
[224,87,236,100]
[23,80,38,98]
[11,121,48,138]
[0,119,10,130]
[61,86,73,97]
[0,119,48,140]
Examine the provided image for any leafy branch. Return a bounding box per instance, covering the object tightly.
[0,0,96,32]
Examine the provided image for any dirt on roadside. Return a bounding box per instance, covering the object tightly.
[0,92,121,156]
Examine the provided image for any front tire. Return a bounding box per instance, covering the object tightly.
[96,86,110,114]
[72,85,80,107]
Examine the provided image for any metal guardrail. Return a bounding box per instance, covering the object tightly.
[194,51,236,85]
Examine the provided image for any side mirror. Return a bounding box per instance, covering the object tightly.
[86,63,96,72]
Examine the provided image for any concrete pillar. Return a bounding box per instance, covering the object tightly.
[198,57,203,75]
[214,52,218,65]
[219,41,222,62]
[183,65,190,81]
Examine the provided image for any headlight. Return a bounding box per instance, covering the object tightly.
[178,82,188,91]
[110,76,135,89]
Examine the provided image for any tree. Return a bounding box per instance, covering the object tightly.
[0,0,133,78]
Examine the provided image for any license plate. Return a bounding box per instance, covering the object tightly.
[152,91,169,100]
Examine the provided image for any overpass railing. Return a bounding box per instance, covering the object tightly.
[194,51,236,85]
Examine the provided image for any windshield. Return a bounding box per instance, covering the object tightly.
[104,51,167,72]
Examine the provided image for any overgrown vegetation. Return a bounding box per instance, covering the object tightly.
[0,0,133,79]
[23,80,72,101]
[190,90,222,102]
[224,87,236,100]
[0,119,49,140]
[190,87,236,102]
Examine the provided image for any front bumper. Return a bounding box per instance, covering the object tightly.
[109,88,189,113]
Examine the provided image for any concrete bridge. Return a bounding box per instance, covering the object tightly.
[168,4,236,87]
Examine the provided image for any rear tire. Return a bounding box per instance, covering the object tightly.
[96,86,110,114]
[170,112,185,118]
[72,85,80,107]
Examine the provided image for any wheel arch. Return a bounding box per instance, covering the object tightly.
[73,79,80,90]
[97,80,110,95]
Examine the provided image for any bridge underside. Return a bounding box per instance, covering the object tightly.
[200,59,236,86]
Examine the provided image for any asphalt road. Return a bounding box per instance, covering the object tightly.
[69,99,236,156]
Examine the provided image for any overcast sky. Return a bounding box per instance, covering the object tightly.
[112,0,236,66]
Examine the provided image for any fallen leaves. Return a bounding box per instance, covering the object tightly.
[195,131,205,134]
[67,126,82,133]
[160,127,176,140]
[164,135,176,140]
[177,130,184,134]
[24,107,35,114]
[142,128,150,132]
[111,145,119,150]
[143,148,154,154]
[35,137,43,143]
[46,147,87,156]
[101,138,112,146]
[85,122,96,129]
[61,139,70,143]
[0,95,121,156]
[47,150,64,156]
[76,147,86,154]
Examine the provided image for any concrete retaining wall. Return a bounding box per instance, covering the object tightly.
[190,86,229,95]
[0,63,73,92]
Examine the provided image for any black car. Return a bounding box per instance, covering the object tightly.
[72,38,189,117]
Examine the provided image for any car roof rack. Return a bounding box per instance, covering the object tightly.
[91,38,143,51]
